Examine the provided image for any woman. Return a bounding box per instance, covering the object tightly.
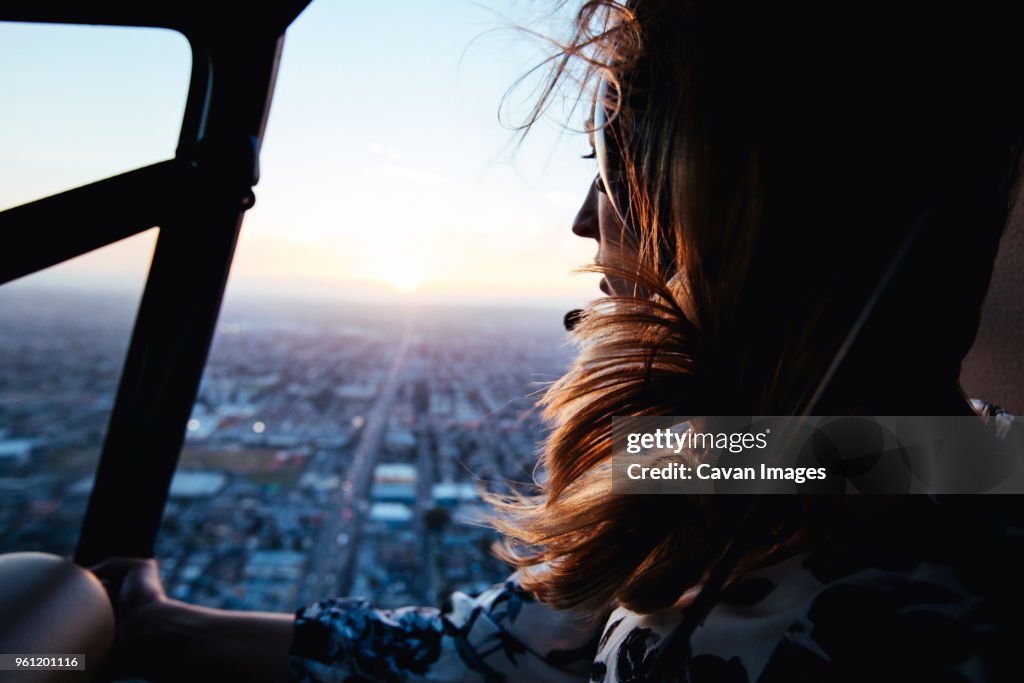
[93,1,1024,681]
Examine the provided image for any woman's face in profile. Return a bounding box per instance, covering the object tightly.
[573,101,644,298]
[572,174,641,296]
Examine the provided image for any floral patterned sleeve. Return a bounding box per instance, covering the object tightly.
[287,572,601,683]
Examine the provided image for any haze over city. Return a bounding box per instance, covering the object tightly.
[1,0,603,308]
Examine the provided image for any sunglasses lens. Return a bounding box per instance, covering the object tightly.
[594,78,630,226]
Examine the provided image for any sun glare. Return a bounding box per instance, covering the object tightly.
[386,269,425,292]
[371,241,431,293]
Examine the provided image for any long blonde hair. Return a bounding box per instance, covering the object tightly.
[490,0,1024,616]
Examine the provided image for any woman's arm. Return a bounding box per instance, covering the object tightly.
[131,599,293,682]
[93,556,604,683]
[90,557,294,682]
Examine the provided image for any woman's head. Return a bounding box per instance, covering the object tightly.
[563,0,1024,411]
[494,0,1024,614]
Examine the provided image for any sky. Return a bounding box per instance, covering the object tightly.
[0,0,602,309]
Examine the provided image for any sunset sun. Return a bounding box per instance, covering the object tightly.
[375,245,429,293]
[386,268,425,292]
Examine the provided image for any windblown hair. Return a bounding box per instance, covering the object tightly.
[490,0,1024,616]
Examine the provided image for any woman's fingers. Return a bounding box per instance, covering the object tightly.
[87,556,164,613]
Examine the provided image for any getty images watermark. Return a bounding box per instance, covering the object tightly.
[611,415,1024,494]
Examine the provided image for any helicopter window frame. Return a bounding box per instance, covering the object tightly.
[0,2,313,567]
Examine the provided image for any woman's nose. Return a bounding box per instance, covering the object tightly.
[572,177,601,239]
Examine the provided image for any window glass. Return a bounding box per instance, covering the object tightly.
[0,22,190,211]
[0,20,188,557]
[0,230,158,556]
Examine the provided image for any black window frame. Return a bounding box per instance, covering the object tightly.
[0,1,313,566]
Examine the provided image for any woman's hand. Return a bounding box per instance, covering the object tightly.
[90,556,166,615]
[88,555,296,682]
[89,556,174,680]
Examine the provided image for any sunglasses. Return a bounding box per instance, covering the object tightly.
[593,76,631,229]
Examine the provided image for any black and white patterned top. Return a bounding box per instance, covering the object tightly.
[287,403,1023,682]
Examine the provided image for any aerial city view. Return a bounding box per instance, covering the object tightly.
[0,286,575,613]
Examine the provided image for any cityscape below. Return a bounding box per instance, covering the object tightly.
[0,286,576,613]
